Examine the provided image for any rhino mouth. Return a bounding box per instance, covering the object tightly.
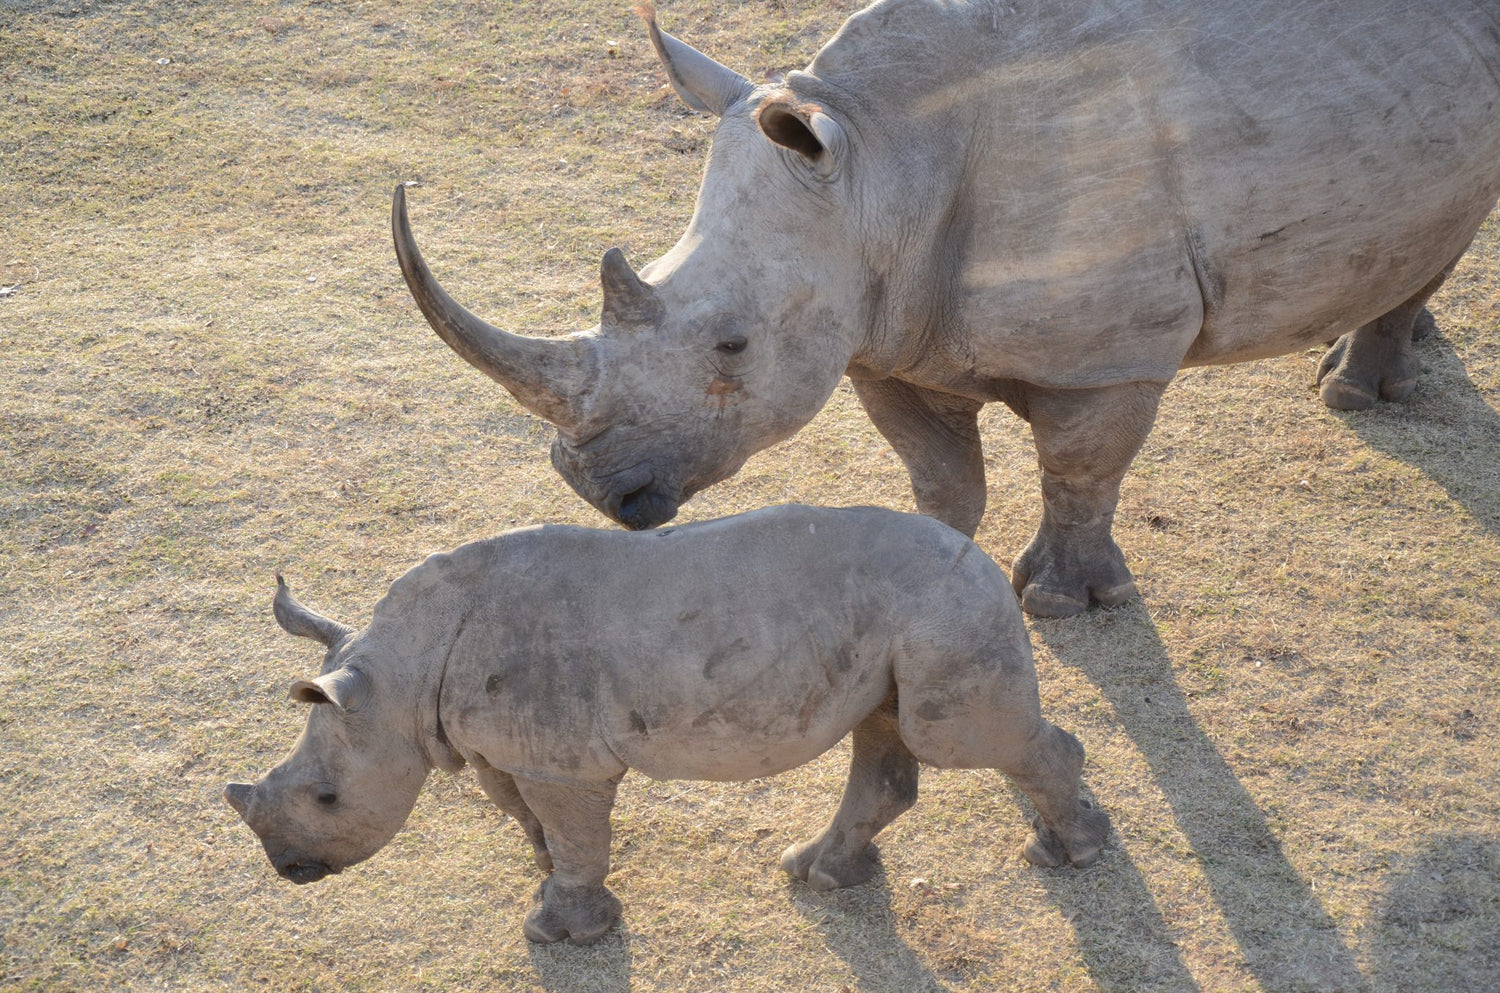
[613,480,679,530]
[273,855,339,885]
[551,443,683,530]
[607,456,751,530]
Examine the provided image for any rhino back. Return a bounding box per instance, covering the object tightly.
[434,506,1009,782]
[806,0,1500,387]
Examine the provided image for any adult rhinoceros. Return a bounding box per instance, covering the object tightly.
[393,0,1500,617]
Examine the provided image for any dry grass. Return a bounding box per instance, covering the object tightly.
[2,1,1497,990]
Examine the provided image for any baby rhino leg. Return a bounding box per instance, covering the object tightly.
[1001,720,1111,868]
[782,698,919,891]
[472,759,552,872]
[512,776,623,944]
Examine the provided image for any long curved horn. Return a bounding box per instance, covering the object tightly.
[273,574,354,649]
[392,185,594,432]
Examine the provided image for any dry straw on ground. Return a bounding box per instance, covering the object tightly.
[2,1,1497,990]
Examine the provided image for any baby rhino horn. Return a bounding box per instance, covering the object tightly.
[273,574,354,648]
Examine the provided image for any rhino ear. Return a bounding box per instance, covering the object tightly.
[289,667,370,713]
[757,95,845,176]
[637,3,752,117]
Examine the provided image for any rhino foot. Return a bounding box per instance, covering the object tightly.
[523,878,622,944]
[1317,335,1420,410]
[780,838,880,891]
[1317,296,1437,411]
[1012,532,1137,618]
[1021,800,1111,869]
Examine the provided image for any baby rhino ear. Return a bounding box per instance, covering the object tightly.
[289,667,370,713]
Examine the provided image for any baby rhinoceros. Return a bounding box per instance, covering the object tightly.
[225,504,1109,943]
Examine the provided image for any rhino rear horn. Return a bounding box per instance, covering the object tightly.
[391,184,596,434]
[600,248,662,328]
[636,3,752,117]
[274,574,354,648]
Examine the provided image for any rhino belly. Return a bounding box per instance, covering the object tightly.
[599,638,896,782]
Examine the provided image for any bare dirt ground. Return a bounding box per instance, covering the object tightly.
[2,1,1496,990]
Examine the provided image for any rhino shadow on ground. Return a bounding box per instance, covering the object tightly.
[1334,330,1500,536]
[784,870,956,992]
[1363,832,1500,992]
[1033,607,1370,993]
[1031,822,1200,992]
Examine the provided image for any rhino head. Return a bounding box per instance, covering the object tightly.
[225,577,431,884]
[394,8,878,529]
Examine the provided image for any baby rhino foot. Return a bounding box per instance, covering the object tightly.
[1021,800,1111,869]
[780,837,881,892]
[523,878,622,944]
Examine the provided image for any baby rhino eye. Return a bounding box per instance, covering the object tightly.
[316,790,338,807]
[716,336,748,355]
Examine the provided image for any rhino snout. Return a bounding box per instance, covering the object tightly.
[552,442,681,530]
[614,481,679,531]
[273,854,338,885]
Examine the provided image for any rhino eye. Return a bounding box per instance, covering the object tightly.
[316,790,338,807]
[716,336,748,355]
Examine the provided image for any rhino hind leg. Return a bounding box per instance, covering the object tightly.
[781,698,919,891]
[1010,380,1166,618]
[1001,722,1111,869]
[1317,263,1456,411]
[511,775,622,944]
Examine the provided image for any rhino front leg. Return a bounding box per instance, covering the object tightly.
[511,775,623,944]
[1010,380,1165,618]
[1317,260,1457,410]
[781,698,919,891]
[851,378,987,537]
[472,759,552,872]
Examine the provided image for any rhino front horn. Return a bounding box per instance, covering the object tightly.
[391,184,596,434]
[224,781,253,817]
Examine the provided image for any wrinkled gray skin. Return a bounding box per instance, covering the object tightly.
[226,505,1109,943]
[393,0,1500,618]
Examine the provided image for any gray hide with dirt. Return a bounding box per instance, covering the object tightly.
[393,0,1500,617]
[225,505,1109,943]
